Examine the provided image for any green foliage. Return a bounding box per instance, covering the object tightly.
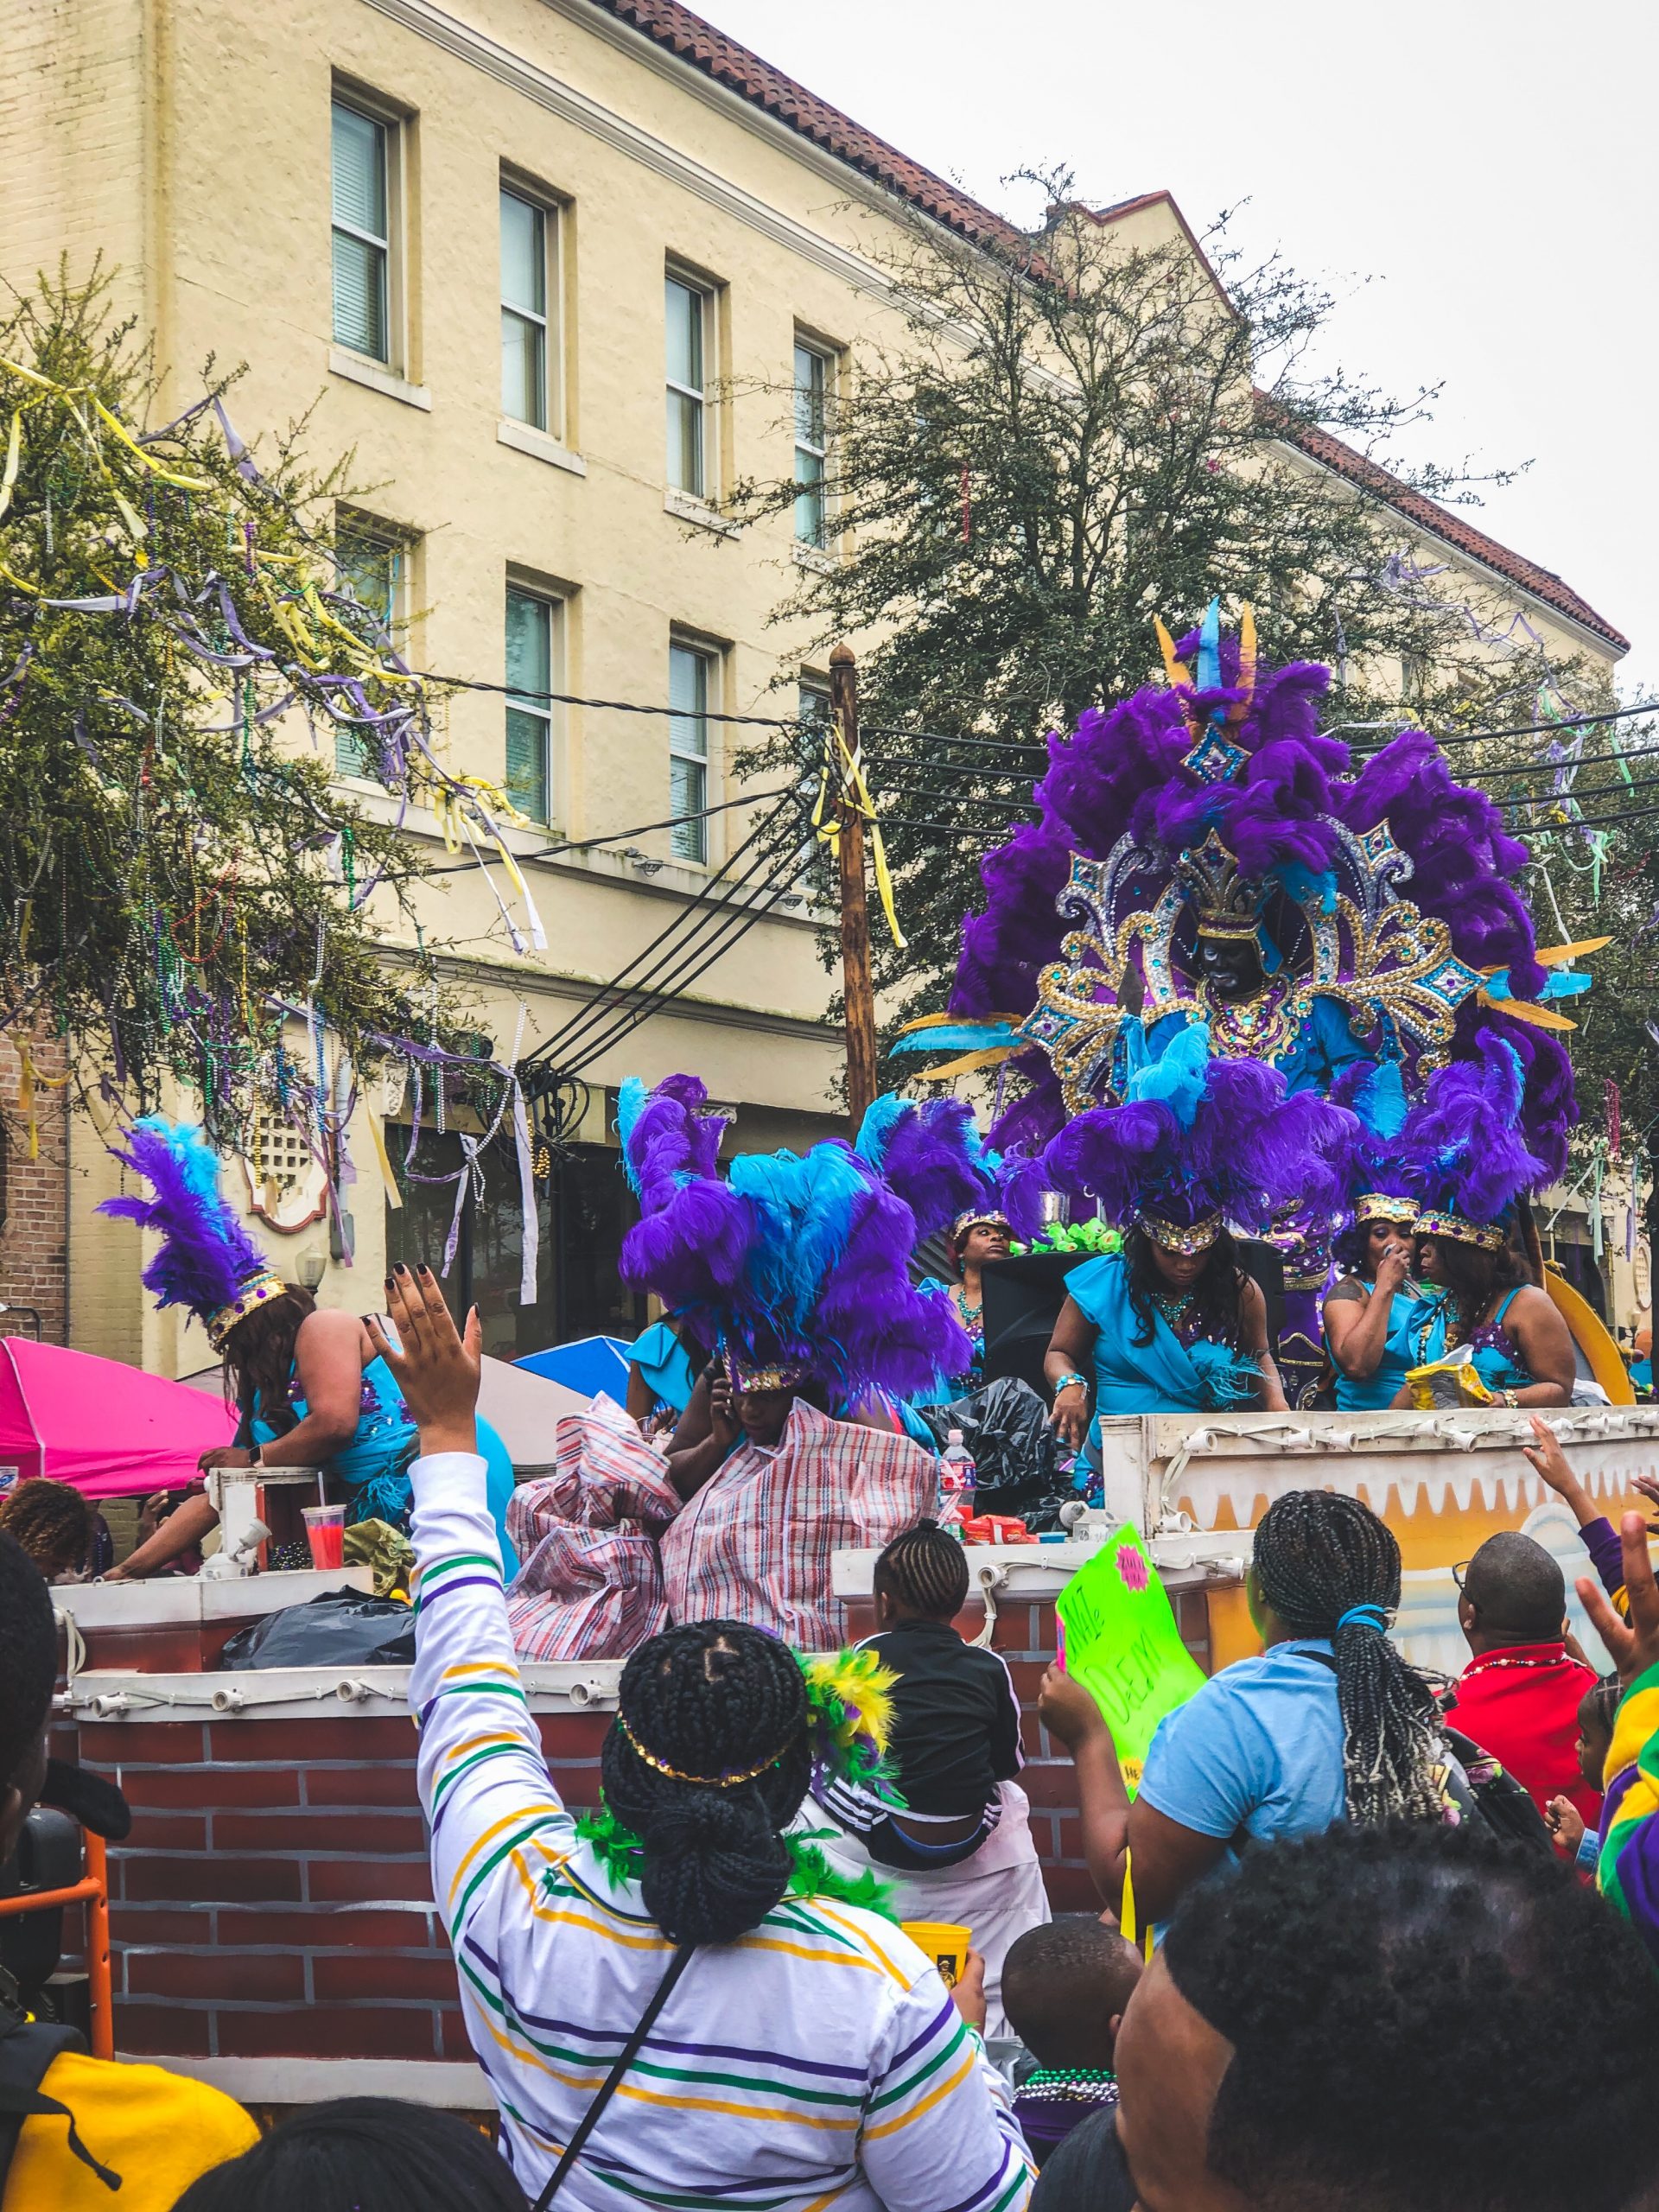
[732,182,1602,1039]
[0,266,480,1143]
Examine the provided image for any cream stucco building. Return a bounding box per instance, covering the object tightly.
[0,0,1637,1370]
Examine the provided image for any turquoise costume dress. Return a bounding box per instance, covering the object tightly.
[1407,1287,1533,1396]
[1065,1253,1260,1457]
[248,1355,518,1570]
[1331,1285,1420,1411]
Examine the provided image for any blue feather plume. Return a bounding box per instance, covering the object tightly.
[99,1117,271,1319]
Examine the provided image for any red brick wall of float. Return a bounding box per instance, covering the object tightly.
[56,1592,1212,2066]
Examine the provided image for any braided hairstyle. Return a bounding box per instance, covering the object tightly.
[873,1520,970,1619]
[0,1477,92,1577]
[602,1621,811,1947]
[1252,1491,1443,1825]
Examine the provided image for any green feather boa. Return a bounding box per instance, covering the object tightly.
[576,1802,897,1923]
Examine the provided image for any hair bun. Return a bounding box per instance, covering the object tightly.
[638,1784,792,1947]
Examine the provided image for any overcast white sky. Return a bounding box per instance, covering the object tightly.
[699,0,1659,702]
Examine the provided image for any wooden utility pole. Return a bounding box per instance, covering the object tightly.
[830,644,879,1128]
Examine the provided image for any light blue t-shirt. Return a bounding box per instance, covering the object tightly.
[1138,1640,1346,1847]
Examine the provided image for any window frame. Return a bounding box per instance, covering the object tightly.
[333,519,408,778]
[793,338,833,549]
[505,582,562,827]
[668,636,720,865]
[499,178,560,437]
[330,92,397,366]
[664,270,711,499]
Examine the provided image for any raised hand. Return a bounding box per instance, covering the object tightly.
[1576,1510,1659,1687]
[365,1266,481,1458]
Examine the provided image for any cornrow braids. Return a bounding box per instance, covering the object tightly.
[872,1521,970,1619]
[1253,1490,1445,1826]
[601,1620,811,1947]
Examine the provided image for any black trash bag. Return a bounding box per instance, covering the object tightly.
[220,1586,416,1670]
[914,1376,1068,1529]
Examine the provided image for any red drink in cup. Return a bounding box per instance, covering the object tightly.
[302,1503,347,1571]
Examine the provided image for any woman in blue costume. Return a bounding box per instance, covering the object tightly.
[1035,1023,1350,1453]
[1379,1036,1574,1410]
[1323,1198,1421,1411]
[99,1120,518,1576]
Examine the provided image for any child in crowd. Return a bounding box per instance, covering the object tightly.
[0,1475,92,1581]
[1547,1676,1621,1872]
[1003,1918,1142,2169]
[810,1521,1051,2037]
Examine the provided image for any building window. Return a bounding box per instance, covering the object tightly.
[794,341,830,547]
[501,188,551,432]
[331,100,391,362]
[505,588,556,823]
[665,275,708,498]
[669,640,715,863]
[334,531,404,775]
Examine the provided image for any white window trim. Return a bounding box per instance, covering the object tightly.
[499,181,561,437]
[664,270,712,499]
[497,418,586,474]
[793,337,832,548]
[505,583,563,826]
[330,86,407,373]
[668,636,721,868]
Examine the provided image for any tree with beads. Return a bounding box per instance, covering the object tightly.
[730,180,1610,1049]
[0,267,517,1152]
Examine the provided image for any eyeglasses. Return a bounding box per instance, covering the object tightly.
[1451,1560,1472,1592]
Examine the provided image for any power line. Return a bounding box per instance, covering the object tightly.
[407,668,810,728]
[1474,738,1659,785]
[427,783,801,877]
[523,797,804,1071]
[861,724,1050,757]
[1351,698,1659,753]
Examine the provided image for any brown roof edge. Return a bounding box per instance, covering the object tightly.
[585,3,1625,658]
[1264,398,1629,655]
[588,0,1032,254]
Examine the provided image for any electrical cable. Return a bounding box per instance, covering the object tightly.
[405,670,810,728]
[1506,794,1659,836]
[859,723,1050,756]
[1350,697,1659,753]
[425,783,799,877]
[562,845,813,1077]
[522,797,807,1071]
[867,781,1039,819]
[1471,738,1659,785]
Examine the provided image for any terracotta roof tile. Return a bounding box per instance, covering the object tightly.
[586,1,1627,659]
[588,0,1029,252]
[1270,405,1628,654]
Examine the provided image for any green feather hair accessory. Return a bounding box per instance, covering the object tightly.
[576,1803,896,1921]
[799,1648,905,1808]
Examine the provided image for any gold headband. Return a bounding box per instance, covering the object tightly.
[616,1712,793,1788]
[1138,1209,1222,1255]
[1194,916,1262,942]
[952,1209,1011,1242]
[1412,1210,1507,1254]
[206,1270,288,1350]
[1355,1194,1419,1227]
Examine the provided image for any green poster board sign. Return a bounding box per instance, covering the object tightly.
[1054,1524,1207,1796]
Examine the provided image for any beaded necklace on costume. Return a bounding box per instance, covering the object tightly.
[1197,977,1300,1063]
[1020,2068,1119,2106]
[1412,1291,1532,1382]
[953,1282,985,1349]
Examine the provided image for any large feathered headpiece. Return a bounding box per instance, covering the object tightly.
[1042,1021,1355,1249]
[852,1092,1046,1246]
[1408,1029,1544,1251]
[618,1076,971,1398]
[1327,1059,1423,1231]
[99,1118,286,1349]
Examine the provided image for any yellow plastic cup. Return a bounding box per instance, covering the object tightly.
[900,1920,971,1988]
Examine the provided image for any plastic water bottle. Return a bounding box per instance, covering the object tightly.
[938,1428,976,1535]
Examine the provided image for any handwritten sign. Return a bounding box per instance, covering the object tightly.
[1055,1525,1206,1796]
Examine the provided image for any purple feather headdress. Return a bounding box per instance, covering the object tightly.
[1043,1022,1356,1239]
[619,1077,970,1400]
[1408,1029,1545,1247]
[99,1117,286,1348]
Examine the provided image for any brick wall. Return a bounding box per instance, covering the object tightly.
[59,1584,1215,2068]
[0,1037,68,1344]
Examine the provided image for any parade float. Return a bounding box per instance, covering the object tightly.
[29,611,1656,2110]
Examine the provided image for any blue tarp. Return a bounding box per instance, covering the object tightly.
[515,1334,632,1401]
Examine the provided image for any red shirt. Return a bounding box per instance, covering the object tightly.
[1451,1643,1601,1827]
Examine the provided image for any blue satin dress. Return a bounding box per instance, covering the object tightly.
[1066,1254,1261,1456]
[250,1355,518,1570]
[1332,1286,1420,1411]
[1408,1287,1532,1396]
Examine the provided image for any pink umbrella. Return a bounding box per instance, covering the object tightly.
[0,1339,235,1499]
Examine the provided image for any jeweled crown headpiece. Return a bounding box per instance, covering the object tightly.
[1406,1031,1544,1253]
[1178,831,1268,943]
